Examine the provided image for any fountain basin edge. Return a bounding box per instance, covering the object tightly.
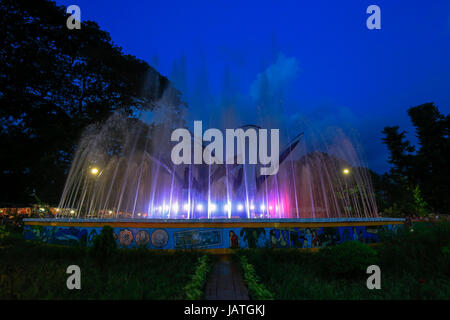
[23,218,404,252]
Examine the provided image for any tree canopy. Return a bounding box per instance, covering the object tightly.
[381,103,449,214]
[0,0,182,205]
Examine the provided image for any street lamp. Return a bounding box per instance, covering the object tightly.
[90,167,99,175]
[342,168,350,175]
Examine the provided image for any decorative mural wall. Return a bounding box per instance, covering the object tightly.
[23,223,401,250]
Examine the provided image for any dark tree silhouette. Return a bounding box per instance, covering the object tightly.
[381,103,449,214]
[0,0,182,205]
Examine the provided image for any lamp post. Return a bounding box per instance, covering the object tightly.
[342,168,351,214]
[87,167,102,218]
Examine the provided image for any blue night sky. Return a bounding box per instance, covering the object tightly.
[58,0,450,173]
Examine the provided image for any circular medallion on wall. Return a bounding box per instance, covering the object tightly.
[151,229,169,248]
[135,230,150,247]
[118,229,133,247]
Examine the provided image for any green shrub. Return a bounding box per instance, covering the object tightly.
[90,226,117,269]
[317,241,378,279]
[383,204,404,217]
[412,185,430,217]
[239,255,274,300]
[0,227,24,246]
[442,245,450,257]
[377,221,450,277]
[184,255,211,300]
[0,225,10,239]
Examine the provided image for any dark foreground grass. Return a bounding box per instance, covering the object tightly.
[239,222,450,300]
[1,222,448,300]
[0,234,202,299]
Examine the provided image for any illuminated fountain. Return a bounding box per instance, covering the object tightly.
[24,107,402,250]
[52,111,378,221]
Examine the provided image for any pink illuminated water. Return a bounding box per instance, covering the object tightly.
[57,111,378,220]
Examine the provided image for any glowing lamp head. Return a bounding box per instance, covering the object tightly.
[196,204,203,212]
[209,203,217,212]
[343,168,350,175]
[90,167,99,175]
[237,204,244,211]
[183,203,190,211]
[260,204,266,211]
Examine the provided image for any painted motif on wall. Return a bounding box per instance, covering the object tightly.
[118,229,133,247]
[239,228,266,248]
[135,230,150,247]
[265,225,388,249]
[25,225,53,243]
[53,227,88,245]
[88,229,98,244]
[174,229,221,249]
[24,225,89,245]
[150,229,169,248]
[269,228,314,248]
[229,230,240,248]
[24,223,402,250]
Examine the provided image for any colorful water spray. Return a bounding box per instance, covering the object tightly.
[56,112,378,220]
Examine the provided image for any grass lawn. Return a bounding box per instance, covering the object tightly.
[1,221,448,300]
[0,233,202,299]
[239,222,450,300]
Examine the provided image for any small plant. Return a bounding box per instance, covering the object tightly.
[383,203,404,217]
[0,225,9,236]
[0,225,10,242]
[412,185,430,217]
[90,226,117,270]
[239,255,274,300]
[378,221,450,277]
[317,241,378,279]
[184,255,211,300]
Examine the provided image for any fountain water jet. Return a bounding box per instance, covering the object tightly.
[24,103,403,250]
[51,108,380,221]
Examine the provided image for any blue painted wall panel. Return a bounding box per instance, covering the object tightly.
[23,223,401,249]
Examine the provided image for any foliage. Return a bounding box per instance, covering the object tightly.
[240,225,450,300]
[383,203,404,218]
[238,254,274,300]
[0,225,10,241]
[0,233,201,299]
[381,103,449,214]
[317,241,378,279]
[0,0,182,206]
[379,185,429,218]
[377,221,450,277]
[240,228,266,248]
[412,185,429,217]
[184,255,211,300]
[90,226,117,269]
[442,245,450,258]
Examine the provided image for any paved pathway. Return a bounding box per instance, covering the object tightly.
[205,255,249,300]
